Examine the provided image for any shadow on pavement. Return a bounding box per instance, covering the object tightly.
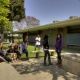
[12,57,80,80]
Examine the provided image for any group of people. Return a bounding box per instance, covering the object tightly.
[0,42,12,63]
[0,33,62,67]
[34,33,62,66]
[0,41,29,63]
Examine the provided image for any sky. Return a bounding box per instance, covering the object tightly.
[24,0,80,25]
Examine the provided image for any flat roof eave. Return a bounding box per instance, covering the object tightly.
[12,17,80,34]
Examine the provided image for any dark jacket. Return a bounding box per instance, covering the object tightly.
[43,39,49,49]
[0,50,4,56]
[7,46,14,53]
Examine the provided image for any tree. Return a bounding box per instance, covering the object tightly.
[0,0,25,41]
[12,20,25,30]
[25,16,40,28]
[4,21,13,31]
[0,0,11,41]
[12,16,40,30]
[8,0,25,22]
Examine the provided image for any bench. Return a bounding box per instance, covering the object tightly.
[2,42,10,44]
[29,49,55,58]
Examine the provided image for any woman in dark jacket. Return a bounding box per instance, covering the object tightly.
[14,43,21,60]
[42,34,52,66]
[0,47,12,63]
[55,33,62,66]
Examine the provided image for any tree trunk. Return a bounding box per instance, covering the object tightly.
[1,33,4,42]
[1,26,4,42]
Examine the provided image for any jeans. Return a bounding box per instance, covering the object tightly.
[0,55,12,63]
[44,50,52,64]
[22,49,28,58]
[44,50,50,60]
[56,49,62,60]
[0,58,4,62]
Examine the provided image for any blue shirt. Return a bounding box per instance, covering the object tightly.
[22,45,26,51]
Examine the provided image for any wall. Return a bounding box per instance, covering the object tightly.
[62,53,80,76]
[41,27,67,48]
[23,27,67,48]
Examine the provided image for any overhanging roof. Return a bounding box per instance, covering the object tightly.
[12,17,80,34]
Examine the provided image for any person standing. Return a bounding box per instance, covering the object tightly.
[42,34,53,66]
[21,42,29,60]
[55,33,62,66]
[35,35,41,50]
[24,36,29,45]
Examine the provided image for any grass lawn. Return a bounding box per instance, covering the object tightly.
[14,39,23,43]
[3,44,57,58]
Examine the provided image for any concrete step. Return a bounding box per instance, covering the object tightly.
[0,62,23,80]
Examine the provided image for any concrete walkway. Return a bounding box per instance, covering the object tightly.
[11,56,80,80]
[0,62,23,80]
[0,48,80,80]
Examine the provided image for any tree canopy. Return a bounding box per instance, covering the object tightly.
[0,0,12,33]
[12,16,40,31]
[0,0,10,24]
[25,16,40,27]
[0,0,25,32]
[8,0,25,22]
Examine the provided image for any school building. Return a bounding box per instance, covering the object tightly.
[13,17,80,48]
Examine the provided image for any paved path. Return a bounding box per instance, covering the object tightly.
[0,62,23,80]
[11,56,80,80]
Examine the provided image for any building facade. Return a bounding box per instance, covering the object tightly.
[13,17,80,48]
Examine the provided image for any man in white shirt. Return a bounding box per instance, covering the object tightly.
[35,35,41,50]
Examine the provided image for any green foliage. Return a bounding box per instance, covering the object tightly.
[4,21,13,31]
[0,0,10,24]
[0,0,10,7]
[8,0,25,22]
[3,44,9,50]
[0,0,12,34]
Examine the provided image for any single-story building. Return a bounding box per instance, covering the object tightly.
[13,17,80,48]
